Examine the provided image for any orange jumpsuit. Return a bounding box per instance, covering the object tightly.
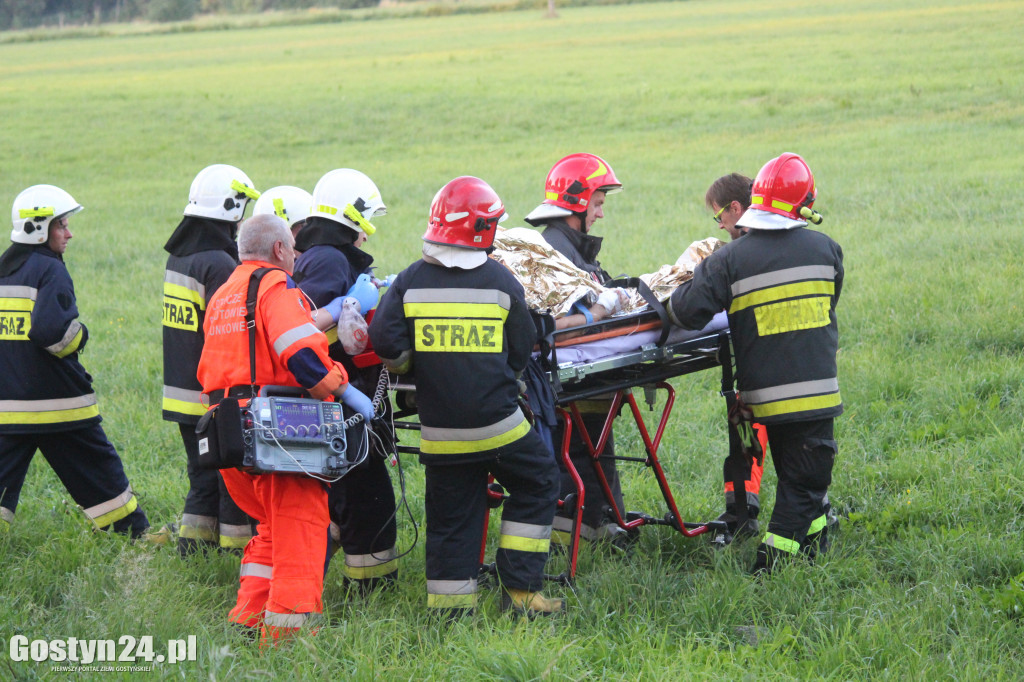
[197,261,347,644]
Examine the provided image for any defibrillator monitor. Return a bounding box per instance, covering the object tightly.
[241,396,352,478]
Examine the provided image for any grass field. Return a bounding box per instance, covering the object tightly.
[2,0,1024,678]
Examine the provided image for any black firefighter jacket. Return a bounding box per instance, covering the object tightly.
[668,227,844,425]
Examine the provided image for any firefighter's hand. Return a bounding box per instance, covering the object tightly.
[340,384,375,421]
[323,296,346,322]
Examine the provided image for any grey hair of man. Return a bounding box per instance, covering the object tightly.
[238,213,292,262]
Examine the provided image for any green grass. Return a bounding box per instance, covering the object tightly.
[2,0,1024,678]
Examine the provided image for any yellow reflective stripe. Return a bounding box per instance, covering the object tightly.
[52,326,84,358]
[343,204,376,235]
[91,495,138,529]
[751,195,796,212]
[0,402,100,425]
[19,207,54,218]
[219,534,252,549]
[0,311,31,340]
[807,514,828,535]
[317,203,338,216]
[163,397,207,416]
[0,297,34,311]
[586,159,609,180]
[545,191,559,201]
[344,559,398,580]
[730,280,834,314]
[764,532,800,555]
[164,281,205,310]
[498,534,550,554]
[420,416,530,456]
[413,319,503,353]
[325,325,338,345]
[750,392,841,420]
[550,529,572,546]
[753,296,831,336]
[403,302,509,321]
[230,180,260,200]
[179,524,218,542]
[427,593,478,609]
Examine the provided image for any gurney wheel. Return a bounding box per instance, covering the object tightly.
[559,493,580,516]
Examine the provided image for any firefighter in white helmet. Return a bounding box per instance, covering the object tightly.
[0,185,150,538]
[669,153,843,575]
[253,186,312,244]
[370,176,563,618]
[161,164,259,555]
[292,168,399,590]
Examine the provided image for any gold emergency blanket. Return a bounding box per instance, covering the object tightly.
[490,227,724,317]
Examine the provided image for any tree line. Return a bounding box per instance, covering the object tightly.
[0,0,379,30]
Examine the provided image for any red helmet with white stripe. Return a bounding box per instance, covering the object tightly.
[424,176,507,250]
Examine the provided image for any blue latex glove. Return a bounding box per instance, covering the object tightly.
[323,296,345,323]
[345,273,379,314]
[340,384,375,421]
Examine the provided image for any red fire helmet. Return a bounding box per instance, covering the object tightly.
[543,152,622,212]
[423,176,507,250]
[749,152,817,221]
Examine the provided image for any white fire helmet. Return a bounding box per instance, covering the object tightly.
[10,185,83,245]
[253,186,313,229]
[183,164,260,222]
[309,169,386,236]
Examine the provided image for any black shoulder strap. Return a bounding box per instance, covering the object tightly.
[531,310,560,395]
[245,267,286,390]
[608,276,672,346]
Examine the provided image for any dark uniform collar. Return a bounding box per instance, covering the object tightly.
[164,216,239,259]
[0,243,60,277]
[545,219,604,264]
[294,217,375,273]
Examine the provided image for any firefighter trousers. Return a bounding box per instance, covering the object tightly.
[178,424,254,552]
[552,412,625,543]
[756,418,836,571]
[0,424,149,537]
[424,429,559,612]
[327,415,398,586]
[220,469,328,630]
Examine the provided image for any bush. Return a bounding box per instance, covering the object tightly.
[146,0,198,22]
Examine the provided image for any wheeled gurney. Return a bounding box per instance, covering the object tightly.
[379,301,733,584]
[526,306,731,582]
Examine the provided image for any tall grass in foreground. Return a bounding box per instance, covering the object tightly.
[1,0,1023,678]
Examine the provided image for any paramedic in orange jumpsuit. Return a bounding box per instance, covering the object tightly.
[197,214,375,644]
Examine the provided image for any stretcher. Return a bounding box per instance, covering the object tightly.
[379,303,733,585]
[527,308,731,582]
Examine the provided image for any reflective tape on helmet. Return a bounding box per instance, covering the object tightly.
[19,207,55,219]
[342,203,377,235]
[272,198,289,222]
[230,180,260,200]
